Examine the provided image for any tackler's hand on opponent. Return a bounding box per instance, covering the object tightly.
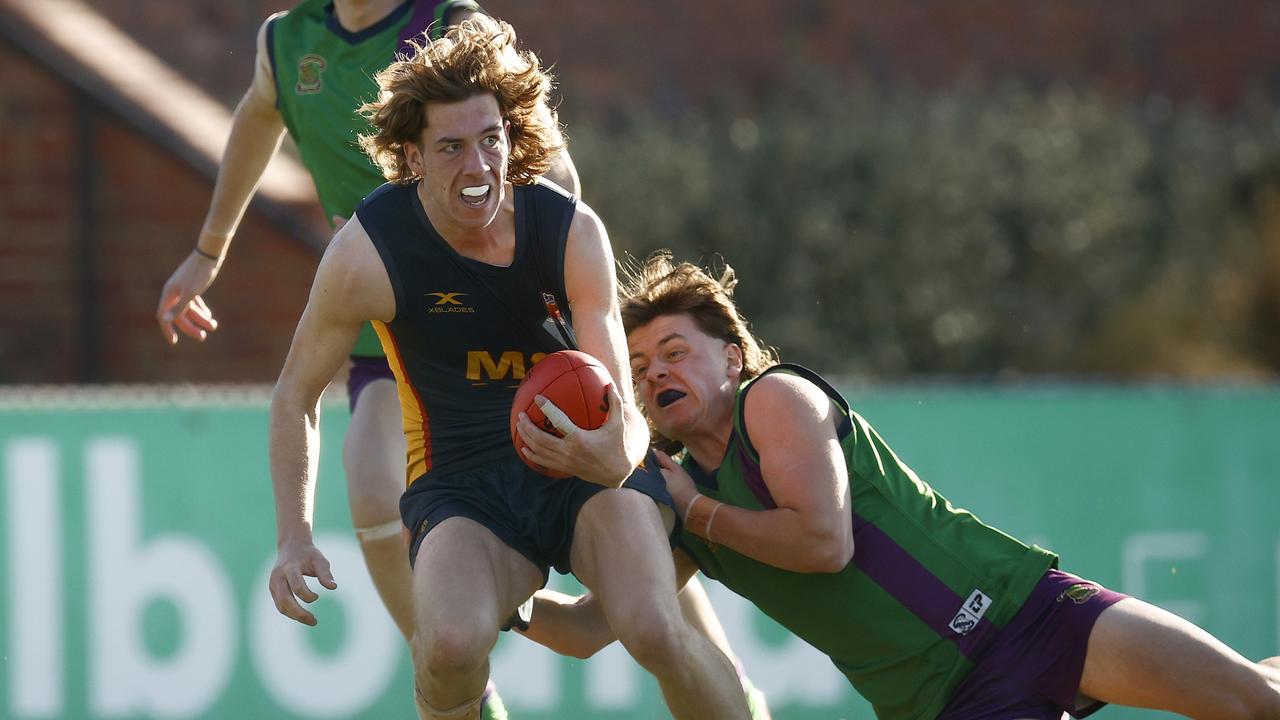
[516,383,633,486]
[654,450,699,518]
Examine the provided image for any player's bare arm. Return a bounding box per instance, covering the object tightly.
[516,201,649,486]
[156,16,288,345]
[520,548,701,658]
[670,373,853,573]
[267,218,393,626]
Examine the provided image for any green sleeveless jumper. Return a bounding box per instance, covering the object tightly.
[679,364,1057,720]
[267,0,478,356]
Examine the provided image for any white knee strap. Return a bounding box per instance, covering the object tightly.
[415,686,483,720]
[355,519,403,543]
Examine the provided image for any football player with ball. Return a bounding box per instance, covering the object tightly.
[264,16,750,720]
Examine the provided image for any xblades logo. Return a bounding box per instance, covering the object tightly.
[429,292,465,306]
[427,292,475,314]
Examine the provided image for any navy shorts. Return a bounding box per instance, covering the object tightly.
[937,569,1127,720]
[346,355,394,413]
[400,451,677,584]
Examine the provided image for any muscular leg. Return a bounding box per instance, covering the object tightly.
[1079,597,1280,719]
[346,380,510,719]
[343,379,416,641]
[571,489,750,720]
[679,578,732,651]
[411,517,543,720]
[679,578,773,720]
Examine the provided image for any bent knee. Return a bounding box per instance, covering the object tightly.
[411,623,495,678]
[614,609,688,671]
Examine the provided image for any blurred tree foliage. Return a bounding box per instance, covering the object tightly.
[566,67,1280,381]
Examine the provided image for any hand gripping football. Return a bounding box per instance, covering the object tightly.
[510,350,612,478]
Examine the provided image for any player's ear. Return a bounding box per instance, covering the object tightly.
[403,137,425,176]
[725,342,743,378]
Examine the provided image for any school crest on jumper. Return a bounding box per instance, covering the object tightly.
[1057,582,1102,605]
[295,54,327,94]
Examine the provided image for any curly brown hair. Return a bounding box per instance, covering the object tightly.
[358,15,564,185]
[620,251,780,452]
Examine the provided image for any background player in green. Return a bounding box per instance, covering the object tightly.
[519,251,1280,719]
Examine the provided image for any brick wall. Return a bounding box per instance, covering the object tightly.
[493,0,1280,114]
[0,43,323,384]
[1,43,79,383]
[92,0,1280,114]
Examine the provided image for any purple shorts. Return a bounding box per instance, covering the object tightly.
[346,355,395,413]
[937,569,1127,720]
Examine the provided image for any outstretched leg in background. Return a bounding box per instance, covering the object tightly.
[678,577,773,719]
[1080,597,1280,719]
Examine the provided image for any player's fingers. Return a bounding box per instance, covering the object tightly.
[516,414,565,466]
[287,568,319,604]
[520,442,570,477]
[654,451,693,487]
[519,442,550,467]
[331,215,348,231]
[185,296,219,332]
[516,412,559,450]
[269,572,317,626]
[602,383,620,423]
[191,294,213,315]
[655,461,674,481]
[535,395,582,437]
[174,312,209,342]
[156,291,183,344]
[654,450,676,470]
[191,296,220,333]
[313,556,338,591]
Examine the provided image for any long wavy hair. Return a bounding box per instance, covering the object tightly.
[358,15,564,185]
[620,251,780,452]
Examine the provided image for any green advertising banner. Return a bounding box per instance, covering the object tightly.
[1,385,1277,719]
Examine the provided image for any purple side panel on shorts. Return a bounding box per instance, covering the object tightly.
[851,514,999,659]
[937,569,1127,720]
[347,355,396,412]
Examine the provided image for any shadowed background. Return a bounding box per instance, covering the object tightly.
[3,0,1280,384]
